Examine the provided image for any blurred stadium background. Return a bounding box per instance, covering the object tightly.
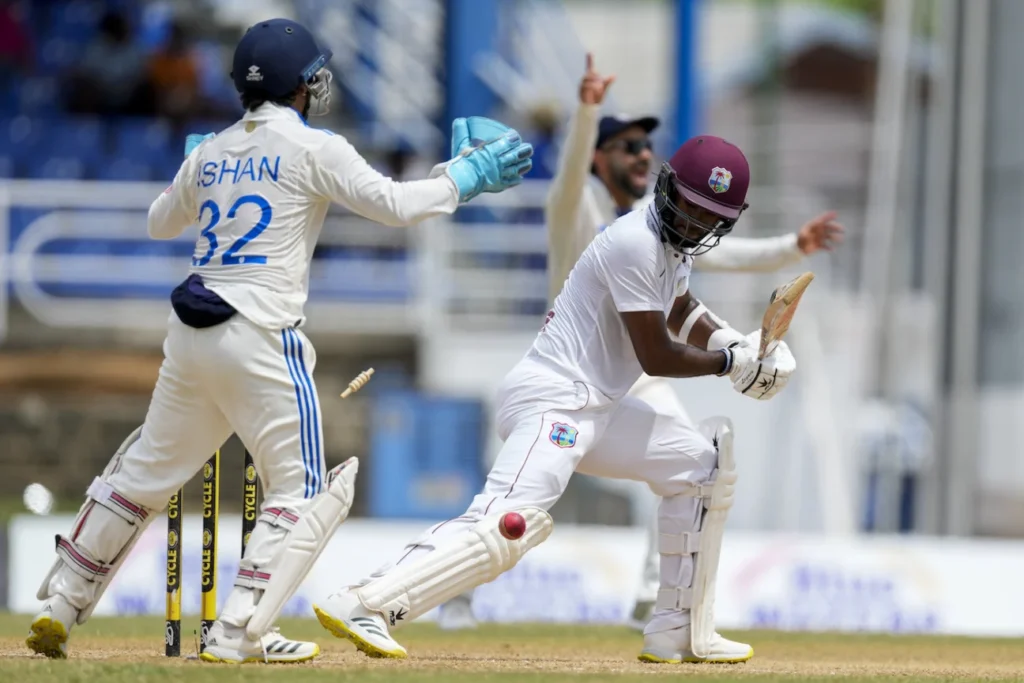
[1,0,1023,638]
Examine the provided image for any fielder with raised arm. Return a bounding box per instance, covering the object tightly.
[26,18,532,663]
[547,54,844,630]
[314,132,794,664]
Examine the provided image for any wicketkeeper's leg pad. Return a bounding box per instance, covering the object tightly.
[232,506,301,592]
[243,458,358,640]
[36,427,158,625]
[355,507,553,625]
[218,505,300,631]
[654,417,736,658]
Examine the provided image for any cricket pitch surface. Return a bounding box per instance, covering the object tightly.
[2,614,1022,682]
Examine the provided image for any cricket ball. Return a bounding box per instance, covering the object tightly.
[498,511,526,540]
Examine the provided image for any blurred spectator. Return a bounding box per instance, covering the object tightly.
[146,20,202,122]
[384,145,416,181]
[525,103,561,181]
[382,141,432,181]
[0,0,34,77]
[66,10,152,116]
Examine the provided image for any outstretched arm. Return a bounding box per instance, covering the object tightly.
[696,211,844,272]
[309,134,459,227]
[546,53,614,302]
[309,123,531,227]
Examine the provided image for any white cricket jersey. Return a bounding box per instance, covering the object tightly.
[529,206,692,400]
[147,103,460,328]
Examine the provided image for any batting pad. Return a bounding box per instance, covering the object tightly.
[356,507,553,624]
[690,417,736,658]
[36,427,155,625]
[244,457,358,641]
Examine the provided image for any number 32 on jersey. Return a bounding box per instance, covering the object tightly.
[193,194,272,267]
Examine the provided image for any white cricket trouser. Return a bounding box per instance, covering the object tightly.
[108,313,325,511]
[37,312,326,627]
[368,356,715,633]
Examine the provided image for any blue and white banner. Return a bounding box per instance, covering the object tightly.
[9,514,1024,637]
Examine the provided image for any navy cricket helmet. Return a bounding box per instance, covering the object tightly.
[232,19,334,115]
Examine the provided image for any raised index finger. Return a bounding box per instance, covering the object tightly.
[585,52,593,74]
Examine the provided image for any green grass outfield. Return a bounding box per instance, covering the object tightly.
[1,613,1022,682]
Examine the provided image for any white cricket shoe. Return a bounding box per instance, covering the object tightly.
[26,595,78,659]
[437,593,478,631]
[200,622,320,663]
[639,624,753,664]
[313,589,407,659]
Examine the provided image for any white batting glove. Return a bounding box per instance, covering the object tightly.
[725,338,796,401]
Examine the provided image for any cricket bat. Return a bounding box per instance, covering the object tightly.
[757,271,815,360]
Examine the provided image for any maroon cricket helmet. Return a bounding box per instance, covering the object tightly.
[653,135,751,254]
[669,135,750,218]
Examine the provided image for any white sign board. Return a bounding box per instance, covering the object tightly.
[10,515,1024,637]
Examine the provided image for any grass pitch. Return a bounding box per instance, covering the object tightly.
[1,613,1022,682]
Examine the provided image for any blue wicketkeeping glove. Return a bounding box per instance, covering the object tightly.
[450,116,517,157]
[184,132,215,158]
[446,117,533,202]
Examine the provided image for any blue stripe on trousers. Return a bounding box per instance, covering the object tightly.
[289,329,323,495]
[282,329,311,498]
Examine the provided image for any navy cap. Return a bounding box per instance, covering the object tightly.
[232,19,332,99]
[596,114,659,149]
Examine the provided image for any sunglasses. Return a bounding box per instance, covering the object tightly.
[602,138,653,156]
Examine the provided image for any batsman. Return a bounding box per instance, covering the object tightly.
[439,51,844,634]
[25,18,533,662]
[314,131,795,664]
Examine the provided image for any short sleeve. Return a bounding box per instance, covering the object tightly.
[596,228,664,313]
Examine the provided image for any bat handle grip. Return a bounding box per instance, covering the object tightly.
[757,339,778,361]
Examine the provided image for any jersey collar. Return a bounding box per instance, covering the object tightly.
[242,102,308,126]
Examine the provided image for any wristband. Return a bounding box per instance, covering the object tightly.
[716,348,733,377]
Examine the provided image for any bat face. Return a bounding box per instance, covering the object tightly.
[758,271,814,359]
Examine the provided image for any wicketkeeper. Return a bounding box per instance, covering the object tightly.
[26,18,532,662]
